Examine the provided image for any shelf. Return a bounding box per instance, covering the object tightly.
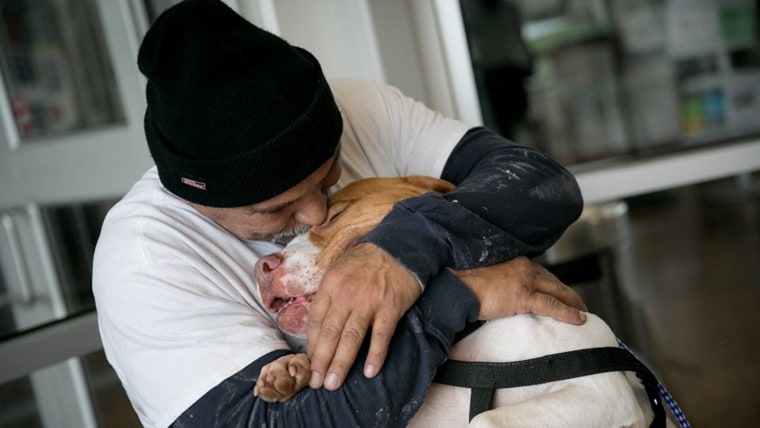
[573,137,760,204]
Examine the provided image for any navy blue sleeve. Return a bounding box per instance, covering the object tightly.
[359,127,583,284]
[171,270,479,428]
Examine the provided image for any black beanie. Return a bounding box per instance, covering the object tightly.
[138,0,342,207]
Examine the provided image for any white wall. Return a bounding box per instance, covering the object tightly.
[235,0,476,120]
[252,0,385,82]
[366,0,429,104]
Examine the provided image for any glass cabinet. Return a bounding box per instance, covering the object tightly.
[460,0,760,166]
[0,0,124,141]
[0,1,178,426]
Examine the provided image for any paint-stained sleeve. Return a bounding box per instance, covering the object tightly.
[171,270,479,427]
[360,127,583,286]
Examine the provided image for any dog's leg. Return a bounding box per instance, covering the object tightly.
[254,353,311,402]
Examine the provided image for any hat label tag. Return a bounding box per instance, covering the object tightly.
[181,177,207,191]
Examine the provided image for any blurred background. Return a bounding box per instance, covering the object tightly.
[0,0,757,426]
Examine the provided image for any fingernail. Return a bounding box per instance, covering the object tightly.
[325,373,339,390]
[309,371,322,389]
[364,364,376,378]
[579,312,587,322]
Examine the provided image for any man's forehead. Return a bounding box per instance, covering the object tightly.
[249,149,341,213]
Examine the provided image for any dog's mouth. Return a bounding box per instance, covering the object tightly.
[267,293,314,313]
[266,293,314,338]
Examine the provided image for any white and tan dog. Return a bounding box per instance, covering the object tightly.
[253,176,658,427]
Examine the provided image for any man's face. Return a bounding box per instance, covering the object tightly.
[191,155,342,242]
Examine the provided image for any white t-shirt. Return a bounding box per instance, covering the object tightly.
[92,79,470,428]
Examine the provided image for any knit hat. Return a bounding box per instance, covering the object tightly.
[138,0,342,207]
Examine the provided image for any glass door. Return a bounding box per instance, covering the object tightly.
[0,0,151,350]
[0,0,157,426]
[416,0,760,203]
[0,0,153,209]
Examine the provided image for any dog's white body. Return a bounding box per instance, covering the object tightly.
[417,315,651,427]
[254,177,660,427]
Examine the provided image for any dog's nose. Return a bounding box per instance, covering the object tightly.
[253,253,283,290]
[258,253,282,273]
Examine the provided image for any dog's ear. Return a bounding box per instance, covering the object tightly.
[403,176,455,194]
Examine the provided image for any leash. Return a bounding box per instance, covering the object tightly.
[435,345,674,426]
[617,339,691,428]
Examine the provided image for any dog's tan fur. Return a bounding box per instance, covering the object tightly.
[309,176,454,272]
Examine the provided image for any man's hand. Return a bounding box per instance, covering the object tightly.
[449,256,588,323]
[254,353,310,402]
[306,242,420,391]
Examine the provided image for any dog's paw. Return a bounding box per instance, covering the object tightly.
[254,353,311,402]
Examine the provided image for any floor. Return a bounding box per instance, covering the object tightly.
[623,173,760,427]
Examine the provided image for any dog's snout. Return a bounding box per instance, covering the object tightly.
[253,253,283,290]
[257,253,282,273]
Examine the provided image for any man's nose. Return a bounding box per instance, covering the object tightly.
[294,191,328,226]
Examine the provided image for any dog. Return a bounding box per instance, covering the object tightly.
[253,176,661,427]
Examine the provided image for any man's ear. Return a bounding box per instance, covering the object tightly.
[403,176,455,194]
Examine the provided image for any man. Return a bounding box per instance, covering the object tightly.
[92,0,586,426]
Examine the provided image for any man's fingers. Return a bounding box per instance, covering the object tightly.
[307,303,351,389]
[322,313,369,390]
[527,292,587,325]
[363,317,395,378]
[304,244,420,390]
[306,293,330,358]
[306,293,334,388]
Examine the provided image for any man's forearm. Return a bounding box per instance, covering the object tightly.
[361,126,583,285]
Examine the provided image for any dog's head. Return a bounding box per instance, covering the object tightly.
[253,176,454,337]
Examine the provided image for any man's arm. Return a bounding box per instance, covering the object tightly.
[363,126,584,281]
[172,271,479,427]
[307,127,585,390]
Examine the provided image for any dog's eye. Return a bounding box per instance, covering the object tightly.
[322,204,347,227]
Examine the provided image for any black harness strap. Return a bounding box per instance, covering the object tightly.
[434,346,666,426]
